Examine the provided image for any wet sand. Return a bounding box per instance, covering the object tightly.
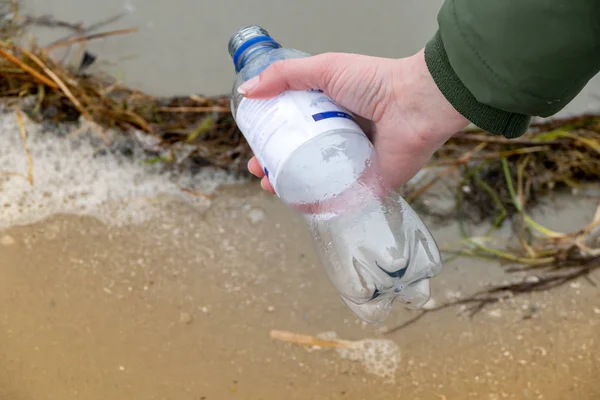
[1,185,599,400]
[1,114,599,399]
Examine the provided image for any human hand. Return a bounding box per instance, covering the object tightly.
[238,48,470,194]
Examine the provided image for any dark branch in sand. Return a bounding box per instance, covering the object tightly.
[385,256,600,334]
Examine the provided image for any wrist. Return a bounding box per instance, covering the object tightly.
[394,49,470,152]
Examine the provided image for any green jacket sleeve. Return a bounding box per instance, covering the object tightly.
[424,0,600,138]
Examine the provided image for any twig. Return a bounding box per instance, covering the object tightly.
[158,106,230,113]
[560,132,600,155]
[385,257,600,335]
[15,110,33,185]
[0,45,58,88]
[19,46,92,121]
[407,142,487,202]
[44,27,138,51]
[43,12,129,48]
[431,146,549,167]
[501,157,563,238]
[270,330,360,349]
[0,170,27,180]
[473,176,506,228]
[463,237,554,265]
[21,15,83,32]
[180,187,214,199]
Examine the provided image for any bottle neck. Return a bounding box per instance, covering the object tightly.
[234,41,280,72]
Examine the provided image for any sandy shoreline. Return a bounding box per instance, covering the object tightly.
[0,112,599,399]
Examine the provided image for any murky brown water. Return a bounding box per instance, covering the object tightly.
[1,180,599,400]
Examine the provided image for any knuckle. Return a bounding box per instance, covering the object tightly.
[271,59,289,74]
[260,59,287,80]
[315,52,342,79]
[314,52,347,93]
[263,59,292,87]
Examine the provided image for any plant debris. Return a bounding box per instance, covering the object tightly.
[15,109,32,185]
[408,117,600,225]
[270,330,360,349]
[385,203,600,334]
[0,2,252,173]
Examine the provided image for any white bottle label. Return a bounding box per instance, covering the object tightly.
[235,89,364,190]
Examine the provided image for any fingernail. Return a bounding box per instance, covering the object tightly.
[238,76,259,95]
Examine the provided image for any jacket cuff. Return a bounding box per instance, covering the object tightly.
[424,31,531,139]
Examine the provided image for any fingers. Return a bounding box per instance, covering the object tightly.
[247,157,265,178]
[261,176,275,194]
[238,53,339,99]
[248,156,276,194]
[237,52,395,125]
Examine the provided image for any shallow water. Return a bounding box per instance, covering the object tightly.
[23,0,600,116]
[1,114,599,399]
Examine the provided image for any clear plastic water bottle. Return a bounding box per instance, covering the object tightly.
[228,25,443,323]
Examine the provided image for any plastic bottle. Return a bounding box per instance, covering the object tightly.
[228,25,442,323]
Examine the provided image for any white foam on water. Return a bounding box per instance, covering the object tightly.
[317,331,401,383]
[0,112,244,231]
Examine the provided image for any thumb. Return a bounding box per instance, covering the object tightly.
[237,53,338,99]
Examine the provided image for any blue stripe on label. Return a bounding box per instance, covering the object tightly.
[312,111,355,122]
